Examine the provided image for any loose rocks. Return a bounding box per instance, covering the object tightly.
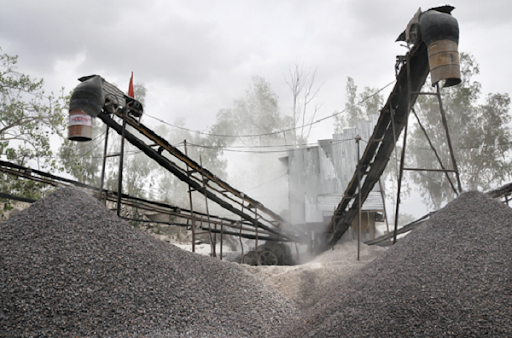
[4,188,511,337]
[279,191,512,337]
[244,241,386,310]
[0,187,298,337]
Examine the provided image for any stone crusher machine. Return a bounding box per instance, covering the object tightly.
[67,74,302,261]
[321,6,462,251]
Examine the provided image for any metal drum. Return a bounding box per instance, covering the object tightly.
[68,109,92,141]
[420,9,461,87]
[427,39,461,88]
[68,75,105,141]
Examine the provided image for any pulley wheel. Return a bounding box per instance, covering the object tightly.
[259,250,279,266]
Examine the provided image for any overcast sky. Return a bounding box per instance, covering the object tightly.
[2,0,511,142]
[1,0,511,217]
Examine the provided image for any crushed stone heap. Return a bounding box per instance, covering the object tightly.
[280,191,512,337]
[0,187,298,337]
[244,241,387,311]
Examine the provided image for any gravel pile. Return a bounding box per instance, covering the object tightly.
[0,187,298,337]
[279,191,512,337]
[244,241,386,310]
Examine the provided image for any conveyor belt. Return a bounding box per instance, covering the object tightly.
[0,160,287,241]
[97,110,300,242]
[323,41,430,249]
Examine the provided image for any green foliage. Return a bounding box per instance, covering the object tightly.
[148,118,229,209]
[211,76,292,146]
[335,77,384,131]
[0,50,66,164]
[122,148,155,197]
[0,48,66,201]
[409,53,512,209]
[134,83,146,105]
[59,118,105,186]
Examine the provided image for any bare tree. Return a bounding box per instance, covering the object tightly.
[285,64,323,145]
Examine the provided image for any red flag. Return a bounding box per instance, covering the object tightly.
[128,72,134,98]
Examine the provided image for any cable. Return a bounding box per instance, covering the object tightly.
[244,174,288,192]
[183,136,361,154]
[193,145,289,154]
[143,80,396,139]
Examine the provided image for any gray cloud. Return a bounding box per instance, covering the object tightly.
[0,0,510,134]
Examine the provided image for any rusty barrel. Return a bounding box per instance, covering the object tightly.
[427,39,460,88]
[68,75,105,142]
[420,9,461,88]
[68,109,93,141]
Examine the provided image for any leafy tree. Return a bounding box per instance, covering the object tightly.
[0,48,66,200]
[144,77,288,210]
[206,76,291,213]
[133,83,146,105]
[409,53,512,209]
[149,121,194,206]
[211,76,293,147]
[335,77,384,131]
[122,149,154,198]
[59,118,105,186]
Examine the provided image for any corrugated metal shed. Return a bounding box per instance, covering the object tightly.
[288,118,383,225]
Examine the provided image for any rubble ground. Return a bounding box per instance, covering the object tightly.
[279,191,512,337]
[243,240,387,310]
[0,187,298,337]
[2,188,511,337]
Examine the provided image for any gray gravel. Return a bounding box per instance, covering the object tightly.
[0,187,299,337]
[279,191,512,337]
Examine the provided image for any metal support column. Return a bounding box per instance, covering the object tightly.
[239,207,244,264]
[117,111,127,217]
[392,68,462,245]
[393,116,409,244]
[200,156,215,257]
[436,83,463,193]
[184,140,196,253]
[356,135,362,261]
[378,178,391,245]
[393,53,412,244]
[99,125,110,205]
[220,222,224,260]
[255,207,259,265]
